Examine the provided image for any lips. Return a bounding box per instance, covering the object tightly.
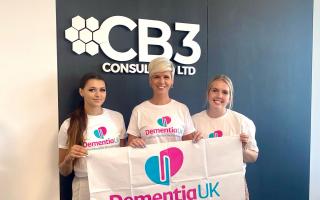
[213,99,223,104]
[93,99,102,102]
[155,86,168,91]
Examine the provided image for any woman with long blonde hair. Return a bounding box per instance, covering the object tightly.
[192,74,259,200]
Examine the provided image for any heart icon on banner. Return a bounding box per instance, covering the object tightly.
[145,147,183,185]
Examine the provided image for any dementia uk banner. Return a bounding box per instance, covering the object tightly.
[86,137,245,200]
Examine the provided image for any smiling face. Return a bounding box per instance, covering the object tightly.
[79,79,106,109]
[207,79,231,112]
[149,71,173,96]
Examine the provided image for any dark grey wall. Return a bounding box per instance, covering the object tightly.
[208,0,313,199]
[57,0,313,199]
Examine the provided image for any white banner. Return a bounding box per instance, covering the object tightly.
[87,137,245,200]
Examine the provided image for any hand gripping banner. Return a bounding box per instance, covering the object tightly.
[86,137,245,200]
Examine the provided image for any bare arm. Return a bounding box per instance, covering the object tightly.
[120,139,126,147]
[240,133,258,163]
[59,148,73,176]
[182,133,193,141]
[243,149,258,163]
[59,145,87,176]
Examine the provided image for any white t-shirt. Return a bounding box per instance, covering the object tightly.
[192,109,259,152]
[58,108,126,177]
[127,100,195,144]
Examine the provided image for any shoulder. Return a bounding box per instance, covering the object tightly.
[170,99,189,110]
[228,110,255,125]
[192,110,206,120]
[58,118,70,140]
[132,100,149,110]
[60,118,71,130]
[102,108,124,121]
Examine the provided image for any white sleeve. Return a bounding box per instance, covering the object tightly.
[118,113,127,139]
[127,107,141,137]
[191,114,200,131]
[58,119,70,149]
[183,106,196,135]
[242,118,259,152]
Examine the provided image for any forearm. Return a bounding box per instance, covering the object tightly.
[243,148,258,163]
[182,133,193,141]
[59,157,73,176]
[59,148,74,176]
[120,139,126,147]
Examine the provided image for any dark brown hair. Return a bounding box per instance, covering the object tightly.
[67,73,105,150]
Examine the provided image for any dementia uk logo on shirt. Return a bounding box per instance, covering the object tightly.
[144,116,184,136]
[83,126,120,149]
[93,126,107,139]
[209,130,223,138]
[157,116,171,127]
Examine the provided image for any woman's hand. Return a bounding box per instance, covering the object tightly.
[66,145,88,161]
[240,133,249,148]
[240,133,258,163]
[182,131,203,143]
[128,134,146,148]
[192,131,203,143]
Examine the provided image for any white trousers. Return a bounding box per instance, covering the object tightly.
[72,176,89,200]
[245,178,250,200]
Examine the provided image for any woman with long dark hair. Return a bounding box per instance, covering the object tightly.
[58,73,126,200]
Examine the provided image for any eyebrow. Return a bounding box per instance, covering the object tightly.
[88,87,106,89]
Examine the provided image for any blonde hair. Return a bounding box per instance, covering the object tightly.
[148,57,175,80]
[207,74,234,109]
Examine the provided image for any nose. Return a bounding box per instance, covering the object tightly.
[94,91,100,97]
[216,91,223,98]
[159,77,165,84]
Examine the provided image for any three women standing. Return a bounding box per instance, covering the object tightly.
[59,63,258,200]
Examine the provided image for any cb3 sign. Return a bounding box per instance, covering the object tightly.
[65,16,201,75]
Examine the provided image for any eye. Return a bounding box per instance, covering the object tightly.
[152,75,160,79]
[210,88,218,93]
[88,88,96,92]
[222,90,229,95]
[100,88,106,92]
